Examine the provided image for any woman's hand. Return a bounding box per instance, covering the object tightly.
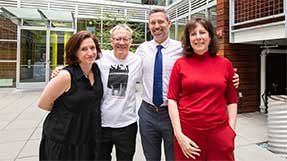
[176,133,201,159]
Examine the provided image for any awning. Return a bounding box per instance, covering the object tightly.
[1,7,42,20]
[0,7,73,22]
[38,9,73,22]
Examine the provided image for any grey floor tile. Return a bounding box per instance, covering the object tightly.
[0,113,19,122]
[235,144,287,161]
[18,140,40,159]
[0,128,34,144]
[5,119,41,130]
[16,156,38,161]
[235,135,252,147]
[0,121,9,130]
[30,128,42,140]
[0,141,26,160]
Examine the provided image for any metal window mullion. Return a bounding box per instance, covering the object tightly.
[284,0,287,38]
[0,39,17,42]
[17,0,20,8]
[144,10,147,41]
[175,7,178,40]
[16,24,20,88]
[0,60,17,62]
[74,4,78,32]
[233,13,285,26]
[100,7,103,48]
[229,0,235,43]
[46,26,50,82]
[188,0,191,20]
[231,21,285,33]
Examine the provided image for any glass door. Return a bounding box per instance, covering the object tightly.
[18,29,47,88]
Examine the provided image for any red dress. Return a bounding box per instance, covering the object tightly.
[168,52,238,160]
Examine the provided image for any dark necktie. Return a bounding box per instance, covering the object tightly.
[153,45,163,107]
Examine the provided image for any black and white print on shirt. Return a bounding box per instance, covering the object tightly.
[107,64,129,97]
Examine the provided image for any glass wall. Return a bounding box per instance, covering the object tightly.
[50,31,73,69]
[0,14,17,87]
[208,6,217,28]
[169,24,175,40]
[169,4,217,41]
[141,0,165,6]
[177,17,188,40]
[167,0,178,5]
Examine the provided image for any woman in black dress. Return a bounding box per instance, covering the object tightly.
[38,31,103,160]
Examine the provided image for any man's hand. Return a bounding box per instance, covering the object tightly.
[51,66,64,78]
[233,68,239,89]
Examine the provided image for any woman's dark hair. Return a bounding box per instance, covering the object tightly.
[65,30,102,65]
[181,17,218,57]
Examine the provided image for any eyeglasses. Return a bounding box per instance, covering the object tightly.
[112,37,132,42]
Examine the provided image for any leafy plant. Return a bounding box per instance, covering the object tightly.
[98,12,145,52]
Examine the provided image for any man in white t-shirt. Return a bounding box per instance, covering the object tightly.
[97,24,142,161]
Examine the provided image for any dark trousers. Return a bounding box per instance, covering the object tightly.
[98,122,138,161]
[138,101,174,161]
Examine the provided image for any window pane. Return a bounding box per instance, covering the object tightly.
[208,6,217,28]
[0,41,16,60]
[0,14,17,40]
[0,62,16,87]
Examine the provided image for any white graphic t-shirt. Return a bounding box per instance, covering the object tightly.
[96,50,142,128]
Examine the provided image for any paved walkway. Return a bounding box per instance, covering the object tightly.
[0,88,286,161]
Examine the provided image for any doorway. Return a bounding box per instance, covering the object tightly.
[266,54,287,95]
[260,49,287,112]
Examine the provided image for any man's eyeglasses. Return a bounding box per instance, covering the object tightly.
[112,37,132,42]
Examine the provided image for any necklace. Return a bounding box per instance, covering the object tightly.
[83,70,91,78]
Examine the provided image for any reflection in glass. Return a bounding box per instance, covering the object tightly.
[51,21,73,28]
[208,6,217,28]
[177,17,188,40]
[20,30,46,82]
[167,0,178,5]
[169,24,175,40]
[50,31,73,72]
[23,20,46,26]
[141,0,165,6]
[191,10,206,19]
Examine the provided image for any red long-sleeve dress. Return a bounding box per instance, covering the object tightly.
[168,52,238,160]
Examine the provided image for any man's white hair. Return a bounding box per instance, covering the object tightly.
[110,24,133,36]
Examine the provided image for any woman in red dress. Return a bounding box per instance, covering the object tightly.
[168,17,238,161]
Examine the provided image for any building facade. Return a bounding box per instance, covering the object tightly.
[0,0,286,113]
[0,0,153,89]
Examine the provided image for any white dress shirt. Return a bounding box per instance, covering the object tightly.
[135,38,183,106]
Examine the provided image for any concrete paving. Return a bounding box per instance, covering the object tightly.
[0,87,286,161]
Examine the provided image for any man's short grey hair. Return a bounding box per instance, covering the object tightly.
[148,8,170,21]
[110,24,133,36]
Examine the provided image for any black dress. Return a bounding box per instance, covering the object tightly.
[40,63,103,161]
